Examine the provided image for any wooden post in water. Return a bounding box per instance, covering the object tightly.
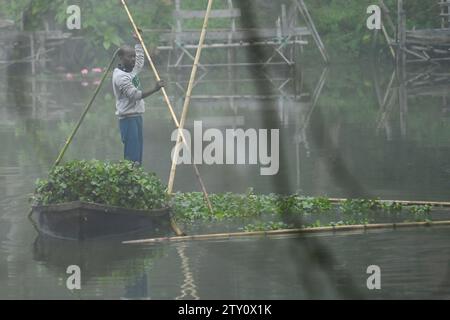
[397,0,406,68]
[287,2,297,62]
[440,0,450,28]
[396,0,407,137]
[174,0,182,68]
[29,33,36,75]
[447,0,450,28]
[227,0,235,103]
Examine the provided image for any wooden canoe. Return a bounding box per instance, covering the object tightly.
[30,201,172,241]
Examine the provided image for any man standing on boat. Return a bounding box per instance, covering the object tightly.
[113,29,165,166]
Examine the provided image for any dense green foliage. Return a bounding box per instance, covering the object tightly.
[242,221,293,232]
[32,160,168,210]
[0,0,172,50]
[170,190,334,222]
[171,191,434,230]
[0,0,441,61]
[306,0,440,58]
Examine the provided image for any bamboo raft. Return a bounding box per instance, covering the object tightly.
[123,197,450,245]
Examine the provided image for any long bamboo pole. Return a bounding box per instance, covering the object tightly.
[120,0,213,219]
[53,49,119,169]
[28,50,118,220]
[328,197,450,207]
[168,0,214,193]
[123,220,450,244]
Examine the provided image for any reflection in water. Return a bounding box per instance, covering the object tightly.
[373,63,450,142]
[123,273,149,300]
[175,242,200,300]
[294,67,328,186]
[32,235,164,299]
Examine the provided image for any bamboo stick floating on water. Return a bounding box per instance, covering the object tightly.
[328,198,450,207]
[122,220,450,245]
[120,0,213,222]
[167,0,215,194]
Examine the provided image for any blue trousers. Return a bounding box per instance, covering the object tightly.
[119,115,143,165]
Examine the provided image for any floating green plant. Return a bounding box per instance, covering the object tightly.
[408,205,432,222]
[278,195,332,215]
[171,189,274,222]
[340,199,382,214]
[241,221,293,232]
[31,160,168,210]
[171,192,334,222]
[380,201,403,213]
[307,220,323,228]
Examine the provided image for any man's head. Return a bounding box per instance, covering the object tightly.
[118,45,136,71]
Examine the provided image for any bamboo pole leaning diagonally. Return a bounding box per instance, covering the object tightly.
[28,50,119,219]
[120,0,213,235]
[53,49,119,169]
[167,0,215,194]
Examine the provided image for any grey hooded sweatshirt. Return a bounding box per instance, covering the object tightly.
[112,44,145,119]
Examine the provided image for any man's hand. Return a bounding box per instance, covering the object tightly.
[141,80,166,99]
[155,79,166,91]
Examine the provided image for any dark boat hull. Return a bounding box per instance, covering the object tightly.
[31,201,172,241]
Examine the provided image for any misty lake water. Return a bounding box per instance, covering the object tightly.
[1,60,450,299]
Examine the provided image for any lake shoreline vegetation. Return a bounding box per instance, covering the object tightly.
[32,160,437,234]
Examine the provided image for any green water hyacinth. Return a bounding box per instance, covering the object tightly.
[171,191,334,222]
[242,221,293,232]
[31,160,168,210]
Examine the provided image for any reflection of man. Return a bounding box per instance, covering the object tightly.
[123,273,149,300]
[112,29,165,165]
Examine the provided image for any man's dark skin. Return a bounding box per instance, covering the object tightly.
[118,30,165,98]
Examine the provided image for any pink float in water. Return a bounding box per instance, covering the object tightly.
[91,67,103,73]
[81,68,89,75]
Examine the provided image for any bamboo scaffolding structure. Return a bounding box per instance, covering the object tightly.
[53,49,119,169]
[295,0,329,63]
[171,61,290,68]
[379,0,396,33]
[157,40,308,50]
[0,48,55,71]
[381,23,396,59]
[167,0,214,193]
[120,0,213,226]
[123,220,450,244]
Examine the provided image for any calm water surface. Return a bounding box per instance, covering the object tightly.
[1,61,450,299]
